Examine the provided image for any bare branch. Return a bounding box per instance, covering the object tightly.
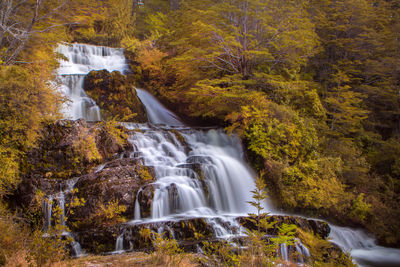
[31,22,78,34]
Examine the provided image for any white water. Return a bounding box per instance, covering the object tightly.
[128,122,264,220]
[329,225,400,267]
[131,87,400,267]
[43,196,53,232]
[136,89,184,126]
[56,43,129,121]
[42,177,84,257]
[71,241,84,258]
[113,234,125,254]
[56,43,128,75]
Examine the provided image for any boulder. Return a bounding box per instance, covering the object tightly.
[69,158,155,230]
[84,70,147,122]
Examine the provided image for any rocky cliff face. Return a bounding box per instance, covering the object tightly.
[15,120,154,237]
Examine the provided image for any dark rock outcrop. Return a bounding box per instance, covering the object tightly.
[78,215,332,255]
[69,158,153,229]
[84,70,147,122]
[136,185,155,219]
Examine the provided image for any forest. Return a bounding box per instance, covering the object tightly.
[0,0,399,266]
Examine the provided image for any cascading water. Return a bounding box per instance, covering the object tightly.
[130,91,314,263]
[132,88,400,266]
[53,43,400,266]
[126,121,262,220]
[329,225,400,267]
[43,196,53,232]
[114,234,125,254]
[56,43,129,121]
[135,89,184,126]
[42,177,84,257]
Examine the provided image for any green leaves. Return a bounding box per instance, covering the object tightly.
[228,103,318,164]
[270,224,297,247]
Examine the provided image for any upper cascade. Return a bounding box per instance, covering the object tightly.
[56,43,130,121]
[56,43,129,75]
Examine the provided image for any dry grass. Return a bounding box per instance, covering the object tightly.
[63,252,199,267]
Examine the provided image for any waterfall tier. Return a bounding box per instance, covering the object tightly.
[126,123,265,220]
[56,43,129,121]
[135,89,184,126]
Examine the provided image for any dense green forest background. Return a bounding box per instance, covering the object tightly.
[0,0,399,265]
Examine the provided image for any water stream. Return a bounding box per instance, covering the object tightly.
[56,43,400,266]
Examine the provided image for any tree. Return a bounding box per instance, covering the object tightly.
[177,0,318,77]
[309,0,400,137]
[323,70,369,136]
[0,0,76,65]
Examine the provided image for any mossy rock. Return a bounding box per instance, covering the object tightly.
[84,70,147,122]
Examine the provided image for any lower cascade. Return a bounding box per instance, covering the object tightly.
[329,225,400,267]
[44,43,400,266]
[128,124,260,220]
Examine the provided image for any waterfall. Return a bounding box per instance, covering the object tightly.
[126,91,268,219]
[42,177,84,257]
[43,196,53,232]
[71,242,84,258]
[114,234,125,254]
[53,44,400,266]
[280,243,289,262]
[57,192,66,227]
[56,43,129,121]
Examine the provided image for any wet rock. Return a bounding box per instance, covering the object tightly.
[136,185,155,218]
[71,213,337,257]
[120,217,214,251]
[75,227,117,254]
[84,70,147,122]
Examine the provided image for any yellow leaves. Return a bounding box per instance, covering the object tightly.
[91,199,127,227]
[349,193,371,223]
[138,167,154,182]
[229,102,318,164]
[135,42,168,77]
[0,146,19,197]
[121,37,142,53]
[72,132,102,163]
[186,75,266,119]
[67,192,86,215]
[146,12,171,39]
[101,118,128,147]
[282,157,349,211]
